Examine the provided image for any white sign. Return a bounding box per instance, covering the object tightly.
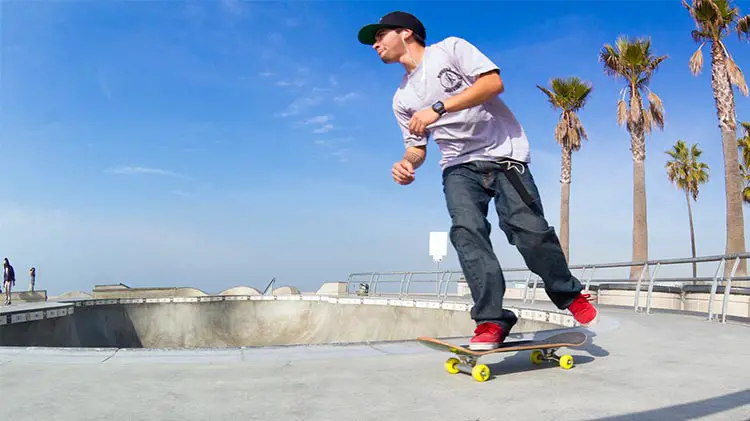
[429,231,448,262]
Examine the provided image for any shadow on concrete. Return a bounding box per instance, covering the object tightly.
[475,326,608,382]
[484,352,596,380]
[583,388,750,421]
[515,326,611,358]
[0,305,142,348]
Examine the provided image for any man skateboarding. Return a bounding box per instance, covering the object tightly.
[358,11,598,350]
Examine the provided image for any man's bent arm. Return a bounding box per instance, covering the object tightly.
[403,145,426,169]
[443,70,504,113]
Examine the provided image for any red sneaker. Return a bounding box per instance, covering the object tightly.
[568,293,598,326]
[469,322,506,351]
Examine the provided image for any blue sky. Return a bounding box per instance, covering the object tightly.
[2,0,750,296]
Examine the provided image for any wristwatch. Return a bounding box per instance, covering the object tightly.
[432,100,447,117]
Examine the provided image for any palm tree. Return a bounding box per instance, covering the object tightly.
[665,140,711,280]
[683,0,750,277]
[536,77,593,263]
[599,36,668,280]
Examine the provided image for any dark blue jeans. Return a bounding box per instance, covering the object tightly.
[442,159,583,333]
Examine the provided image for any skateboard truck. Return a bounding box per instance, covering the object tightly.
[444,355,490,382]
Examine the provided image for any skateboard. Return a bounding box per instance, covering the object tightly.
[417,331,587,382]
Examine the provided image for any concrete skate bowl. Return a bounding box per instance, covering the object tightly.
[0,296,575,349]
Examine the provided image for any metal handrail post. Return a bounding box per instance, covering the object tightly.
[707,258,725,321]
[398,273,408,297]
[646,262,662,314]
[634,263,649,312]
[585,266,597,292]
[579,267,588,290]
[522,272,532,303]
[404,272,414,296]
[531,274,539,304]
[443,271,455,298]
[345,273,354,295]
[368,273,377,295]
[721,257,741,324]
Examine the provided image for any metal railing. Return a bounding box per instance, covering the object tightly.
[345,252,750,324]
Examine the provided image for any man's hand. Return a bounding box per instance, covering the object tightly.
[392,159,415,185]
[408,107,440,138]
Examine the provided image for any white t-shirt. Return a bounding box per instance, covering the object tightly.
[392,36,530,170]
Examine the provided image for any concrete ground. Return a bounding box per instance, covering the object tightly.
[0,302,748,421]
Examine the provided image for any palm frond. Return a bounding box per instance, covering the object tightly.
[644,108,654,134]
[645,55,669,78]
[726,55,748,96]
[536,85,561,109]
[682,0,695,15]
[616,99,628,127]
[574,113,589,143]
[740,121,750,137]
[650,103,665,131]
[568,112,587,151]
[648,91,664,113]
[738,14,750,41]
[555,115,567,146]
[599,44,621,77]
[689,44,705,75]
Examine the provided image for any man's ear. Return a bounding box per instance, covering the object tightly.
[401,28,413,42]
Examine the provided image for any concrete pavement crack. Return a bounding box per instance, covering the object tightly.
[101,348,120,363]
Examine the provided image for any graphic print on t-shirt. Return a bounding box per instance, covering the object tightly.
[437,67,464,93]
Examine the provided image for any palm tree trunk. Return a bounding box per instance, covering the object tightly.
[560,145,572,263]
[685,188,697,281]
[629,90,649,281]
[632,159,649,280]
[710,42,747,282]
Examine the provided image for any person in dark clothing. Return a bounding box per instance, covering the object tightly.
[4,258,15,305]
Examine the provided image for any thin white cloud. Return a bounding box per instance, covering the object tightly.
[106,166,187,179]
[170,190,194,198]
[334,92,360,104]
[275,95,324,117]
[275,80,305,88]
[313,124,335,134]
[220,0,246,17]
[304,115,333,125]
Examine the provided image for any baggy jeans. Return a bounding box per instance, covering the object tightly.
[442,159,584,333]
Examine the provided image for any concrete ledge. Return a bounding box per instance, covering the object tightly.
[64,293,577,328]
[1,293,578,348]
[0,302,75,326]
[3,290,48,303]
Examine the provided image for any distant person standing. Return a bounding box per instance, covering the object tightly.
[29,267,36,292]
[4,258,15,305]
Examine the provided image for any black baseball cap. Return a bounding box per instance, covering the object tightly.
[357,11,426,45]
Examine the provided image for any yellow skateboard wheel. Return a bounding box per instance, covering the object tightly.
[559,354,574,370]
[530,350,544,364]
[472,364,490,382]
[444,357,460,374]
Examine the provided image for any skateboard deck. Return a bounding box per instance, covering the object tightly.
[417,331,587,382]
